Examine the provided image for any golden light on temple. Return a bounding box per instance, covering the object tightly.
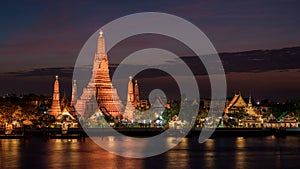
[75,30,123,117]
[49,75,61,117]
[99,29,103,37]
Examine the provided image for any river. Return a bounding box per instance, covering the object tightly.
[1,135,300,169]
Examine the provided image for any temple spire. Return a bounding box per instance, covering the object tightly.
[99,29,103,37]
[49,75,61,117]
[124,76,135,120]
[248,90,252,107]
[97,29,105,55]
[76,30,123,117]
[134,79,140,103]
[128,76,134,102]
[71,80,77,107]
[91,30,107,85]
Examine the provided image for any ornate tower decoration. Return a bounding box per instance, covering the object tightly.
[61,91,69,110]
[49,75,62,117]
[128,76,134,102]
[245,92,257,116]
[124,76,136,120]
[76,30,124,118]
[70,80,77,107]
[247,93,252,108]
[134,80,140,106]
[224,92,247,114]
[94,30,124,118]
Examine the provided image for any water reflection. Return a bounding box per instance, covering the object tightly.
[165,137,190,169]
[93,136,148,158]
[0,136,300,169]
[92,136,181,158]
[204,138,215,169]
[0,139,21,168]
[47,139,80,168]
[235,137,246,169]
[115,156,143,169]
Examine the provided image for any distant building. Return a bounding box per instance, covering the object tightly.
[224,92,247,114]
[49,76,62,117]
[280,115,298,128]
[70,80,77,107]
[263,114,299,128]
[139,99,150,110]
[134,80,140,106]
[123,76,137,120]
[61,92,69,111]
[48,76,76,122]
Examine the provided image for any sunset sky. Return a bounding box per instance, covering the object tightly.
[1,0,300,101]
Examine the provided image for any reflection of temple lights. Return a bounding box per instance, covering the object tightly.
[235,137,246,169]
[205,139,215,150]
[166,137,181,147]
[204,139,215,168]
[236,137,245,148]
[108,136,115,142]
[180,137,188,147]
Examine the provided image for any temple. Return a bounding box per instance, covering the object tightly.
[76,30,124,118]
[70,80,77,107]
[224,92,247,113]
[134,80,140,106]
[245,95,256,116]
[49,76,62,117]
[61,91,69,110]
[123,76,137,120]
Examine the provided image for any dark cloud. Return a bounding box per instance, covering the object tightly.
[220,46,300,73]
[7,67,74,78]
[3,46,300,87]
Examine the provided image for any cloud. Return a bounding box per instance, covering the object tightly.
[220,46,300,73]
[3,46,300,79]
[7,67,74,78]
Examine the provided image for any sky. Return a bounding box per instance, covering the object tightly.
[0,0,300,101]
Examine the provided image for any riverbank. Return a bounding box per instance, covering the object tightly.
[1,127,300,139]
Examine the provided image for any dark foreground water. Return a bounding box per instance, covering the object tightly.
[1,135,300,169]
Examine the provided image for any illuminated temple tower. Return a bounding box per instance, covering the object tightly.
[76,30,123,117]
[70,80,77,107]
[94,31,124,117]
[124,76,136,120]
[134,80,140,106]
[123,77,142,120]
[49,75,61,117]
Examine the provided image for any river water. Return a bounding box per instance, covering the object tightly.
[1,135,300,169]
